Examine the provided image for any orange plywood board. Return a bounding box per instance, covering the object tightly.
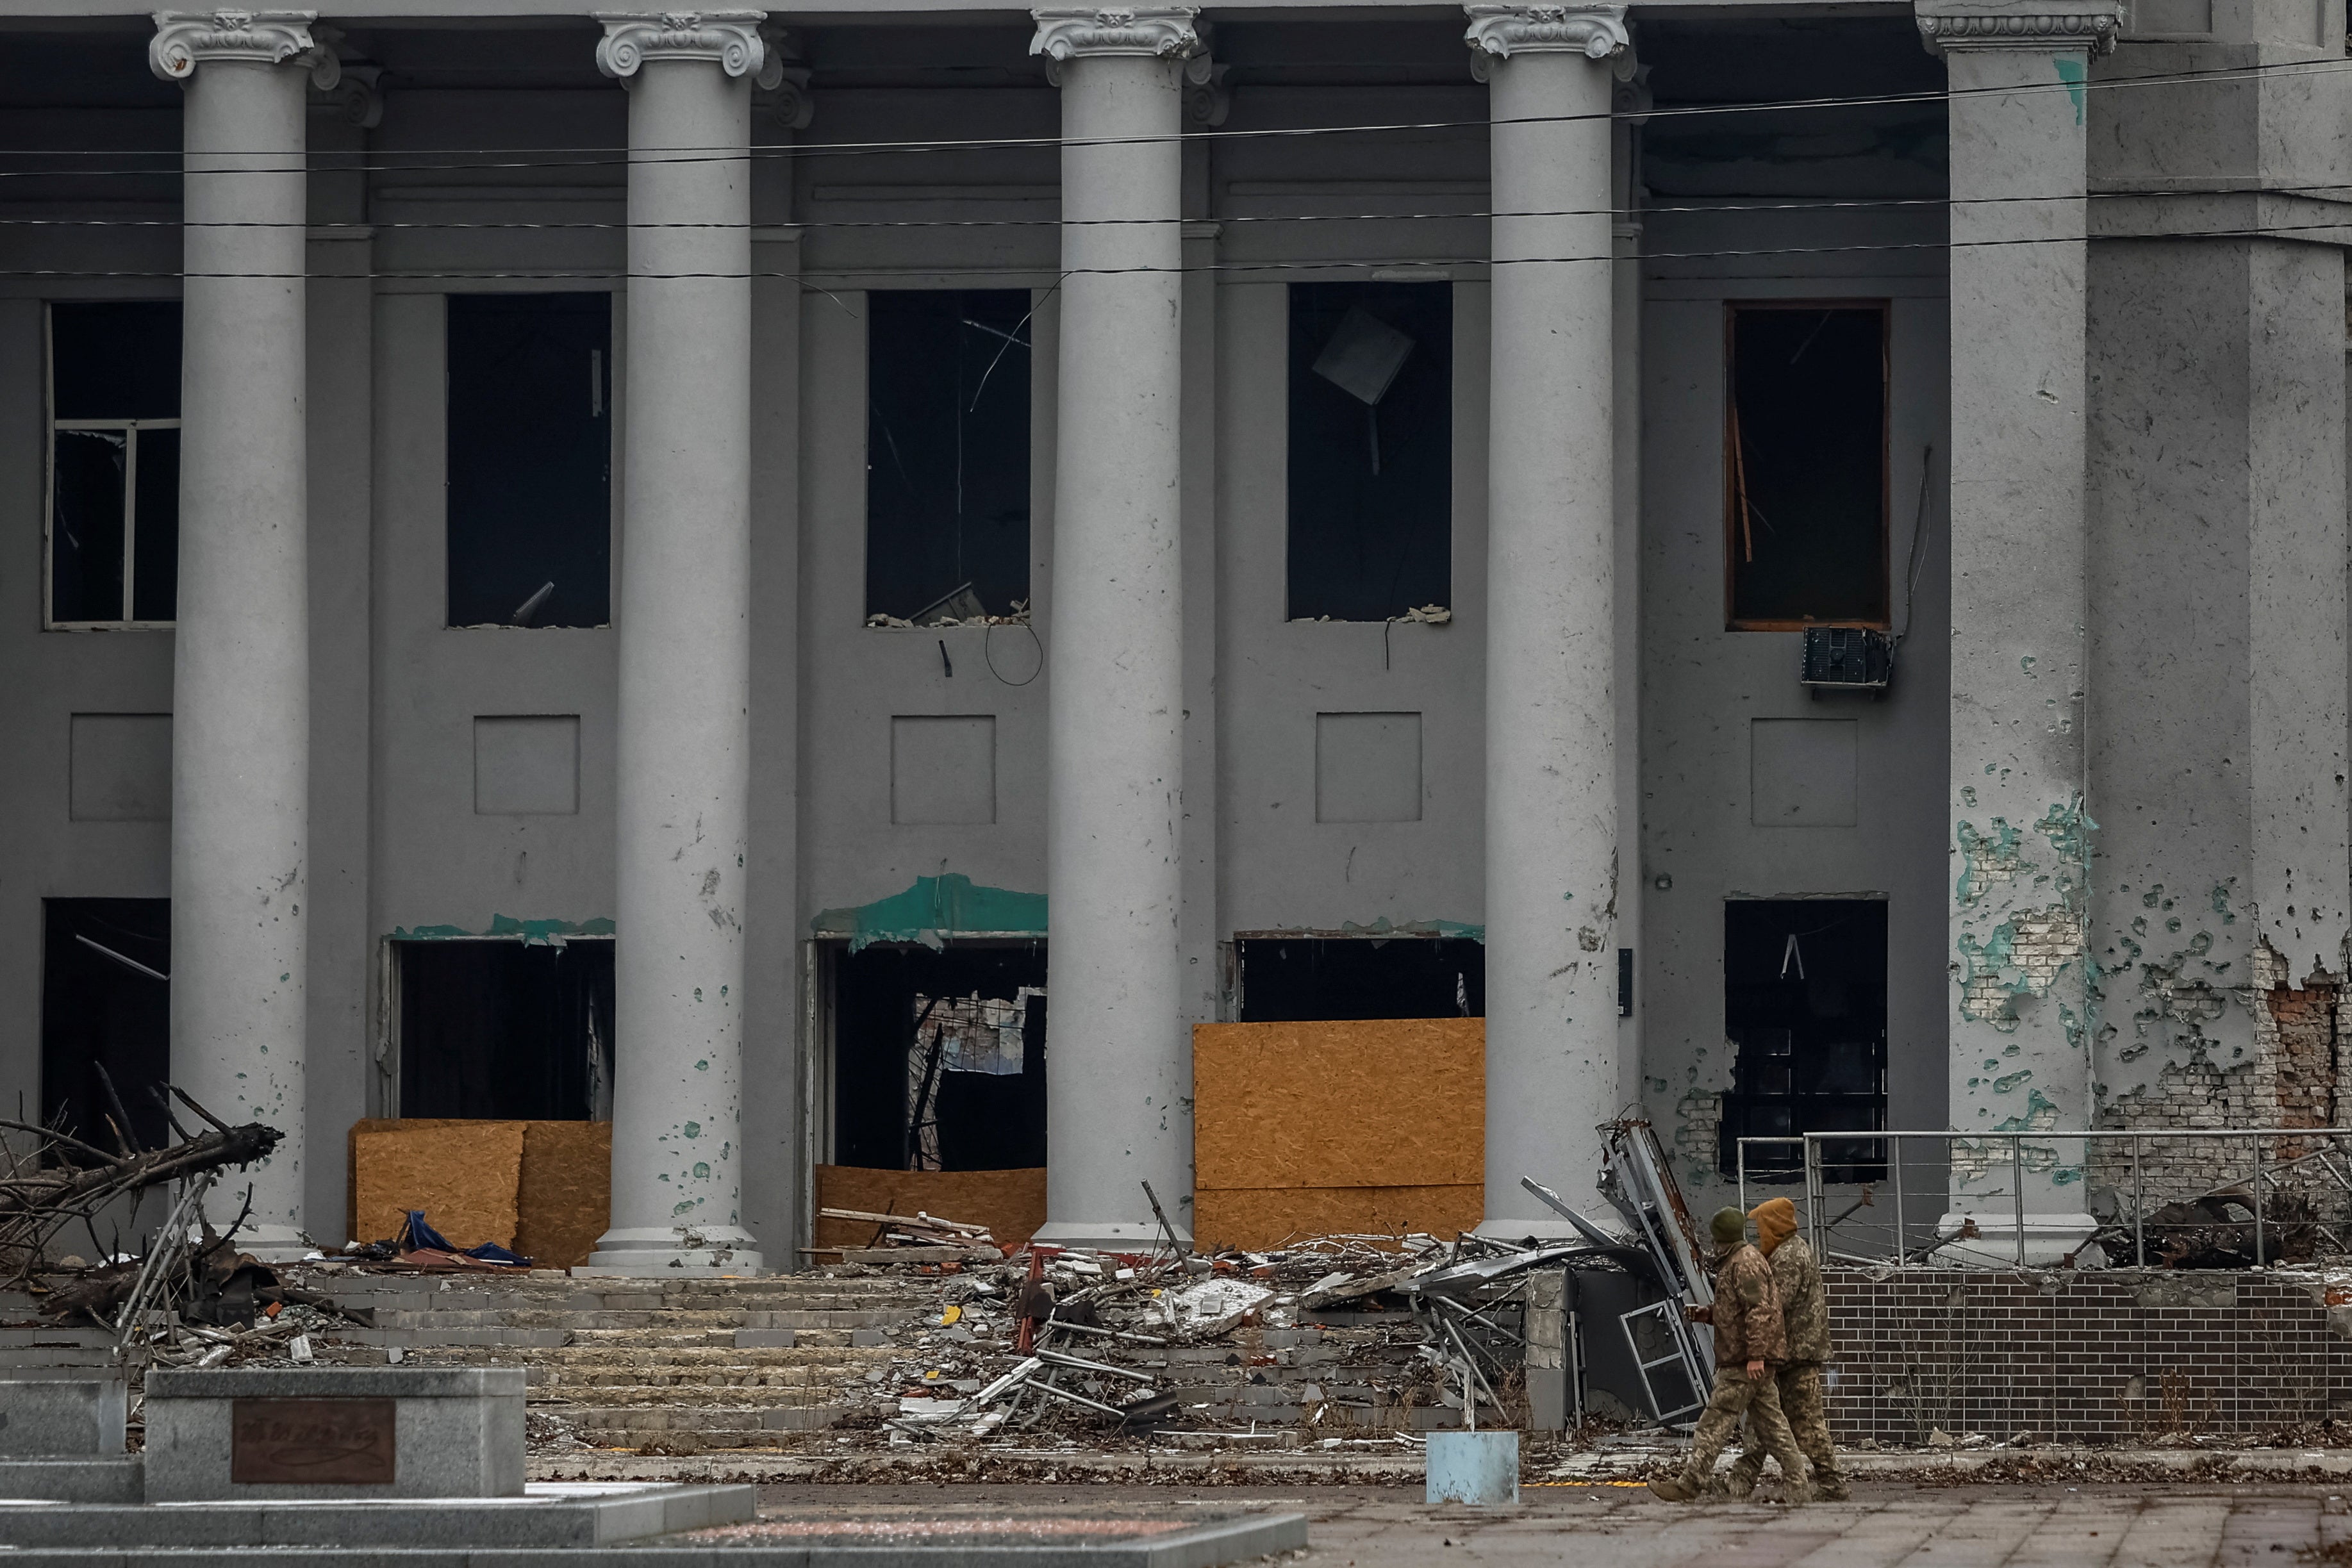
[1191,1018,1484,1193]
[349,1119,525,1250]
[812,1166,1045,1252]
[1193,1184,1485,1252]
[518,1121,612,1269]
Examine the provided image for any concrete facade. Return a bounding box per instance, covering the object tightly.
[3,0,2348,1259]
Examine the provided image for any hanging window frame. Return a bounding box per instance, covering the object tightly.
[44,302,181,632]
[1722,299,1892,633]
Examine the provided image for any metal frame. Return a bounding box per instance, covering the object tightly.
[1618,1300,1707,1426]
[1734,1127,2352,1267]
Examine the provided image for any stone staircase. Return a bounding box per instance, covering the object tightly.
[299,1273,936,1450]
[0,1269,1447,1452]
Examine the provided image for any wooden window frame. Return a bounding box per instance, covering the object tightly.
[1722,298,1892,633]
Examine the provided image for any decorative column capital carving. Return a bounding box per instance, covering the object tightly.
[1914,3,2121,53]
[150,11,340,89]
[1029,6,1204,64]
[752,26,813,129]
[594,12,784,86]
[1464,3,1630,75]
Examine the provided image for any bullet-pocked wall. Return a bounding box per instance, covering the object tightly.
[1634,19,1955,1216]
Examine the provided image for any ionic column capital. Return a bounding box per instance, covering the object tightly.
[150,10,340,89]
[1914,3,2121,54]
[1029,6,1204,64]
[594,11,785,87]
[1464,3,1630,76]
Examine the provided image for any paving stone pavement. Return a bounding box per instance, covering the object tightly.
[754,1482,2352,1566]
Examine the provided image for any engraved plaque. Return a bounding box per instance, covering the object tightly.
[230,1398,396,1485]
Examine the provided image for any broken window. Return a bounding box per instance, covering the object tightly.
[830,942,1046,1171]
[1718,900,1887,1182]
[42,899,172,1151]
[865,290,1032,625]
[47,302,181,628]
[1287,282,1452,623]
[446,293,612,629]
[1725,303,1889,629]
[1234,937,1483,1022]
[397,939,615,1120]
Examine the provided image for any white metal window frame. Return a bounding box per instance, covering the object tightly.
[42,303,179,632]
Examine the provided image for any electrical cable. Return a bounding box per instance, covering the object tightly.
[6,47,2352,174]
[5,179,2349,233]
[15,212,2352,283]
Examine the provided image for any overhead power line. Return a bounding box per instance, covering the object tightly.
[9,213,2351,286]
[1,49,2348,176]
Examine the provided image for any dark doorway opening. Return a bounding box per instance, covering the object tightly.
[42,899,171,1151]
[1719,900,1887,1182]
[831,942,1047,1172]
[1234,937,1484,1023]
[399,939,615,1121]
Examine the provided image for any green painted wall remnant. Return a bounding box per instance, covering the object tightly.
[389,915,615,946]
[811,873,1047,953]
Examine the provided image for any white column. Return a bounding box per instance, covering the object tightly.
[591,12,779,1273]
[1919,2,2113,1253]
[1466,4,1628,1229]
[152,11,338,1257]
[1029,6,1200,1250]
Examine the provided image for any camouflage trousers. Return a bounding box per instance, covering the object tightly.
[1678,1366,1809,1494]
[1731,1362,1846,1494]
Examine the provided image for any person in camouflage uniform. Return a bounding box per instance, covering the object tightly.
[1724,1196,1849,1501]
[1648,1207,1812,1503]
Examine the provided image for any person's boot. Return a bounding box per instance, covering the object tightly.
[1778,1476,1816,1506]
[1648,1471,1703,1502]
[1815,1473,1851,1502]
[1710,1467,1757,1500]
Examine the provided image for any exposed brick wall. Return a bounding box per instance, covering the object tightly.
[2089,941,2348,1211]
[1825,1268,2352,1444]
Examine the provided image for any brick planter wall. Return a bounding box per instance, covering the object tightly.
[1825,1269,2352,1444]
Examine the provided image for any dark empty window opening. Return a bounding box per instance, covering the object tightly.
[48,301,182,628]
[1725,303,1889,630]
[42,899,172,1153]
[831,941,1047,1172]
[865,290,1033,626]
[1719,899,1887,1183]
[446,293,613,629]
[1288,283,1453,623]
[398,939,615,1120]
[1235,936,1484,1022]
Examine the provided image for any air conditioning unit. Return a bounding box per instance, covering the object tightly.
[1800,627,1892,695]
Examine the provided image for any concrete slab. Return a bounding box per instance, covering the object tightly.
[0,1458,142,1503]
[0,1482,751,1548]
[0,1505,1305,1567]
[0,1381,126,1457]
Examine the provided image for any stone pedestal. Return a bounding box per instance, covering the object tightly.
[1028,6,1199,1252]
[590,13,775,1274]
[1465,4,1627,1230]
[143,1367,524,1501]
[151,10,335,1259]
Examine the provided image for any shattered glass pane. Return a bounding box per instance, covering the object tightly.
[51,428,125,623]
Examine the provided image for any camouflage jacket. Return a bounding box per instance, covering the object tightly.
[1769,1233,1831,1364]
[1709,1242,1788,1364]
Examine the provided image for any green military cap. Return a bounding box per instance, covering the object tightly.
[1709,1206,1747,1244]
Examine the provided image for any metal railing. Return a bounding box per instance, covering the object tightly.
[1734,1128,2352,1269]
